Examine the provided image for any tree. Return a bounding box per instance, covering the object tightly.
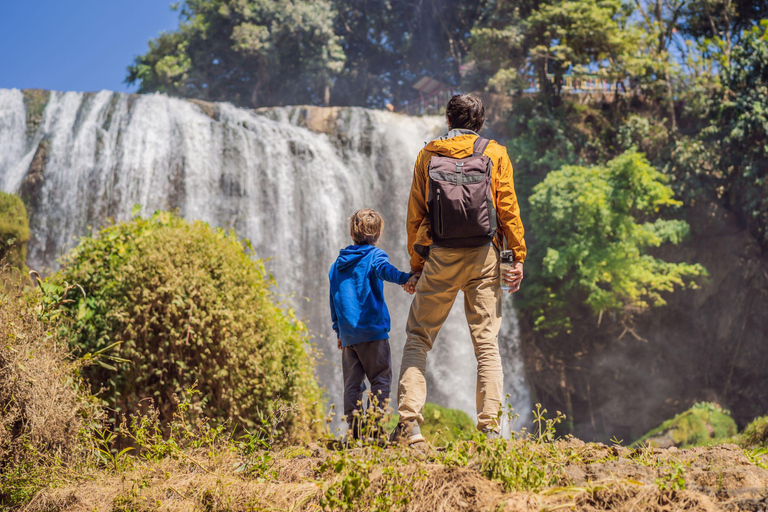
[127,0,345,107]
[331,0,483,106]
[710,21,768,251]
[679,0,768,60]
[466,0,642,99]
[128,0,488,108]
[526,0,637,96]
[522,151,705,336]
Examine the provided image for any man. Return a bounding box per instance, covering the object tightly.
[391,94,526,445]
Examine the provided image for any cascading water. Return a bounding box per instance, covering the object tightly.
[0,88,530,426]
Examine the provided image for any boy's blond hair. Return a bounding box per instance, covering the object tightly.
[350,209,383,245]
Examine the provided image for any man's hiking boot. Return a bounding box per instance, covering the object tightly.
[482,428,501,441]
[389,420,425,446]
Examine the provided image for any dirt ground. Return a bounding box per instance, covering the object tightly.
[24,440,768,512]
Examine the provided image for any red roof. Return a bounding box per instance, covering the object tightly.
[413,77,449,94]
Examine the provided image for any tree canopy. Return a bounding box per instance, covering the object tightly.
[524,151,705,336]
[127,0,768,110]
[127,0,345,106]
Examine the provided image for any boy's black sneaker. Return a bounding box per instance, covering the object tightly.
[389,420,425,446]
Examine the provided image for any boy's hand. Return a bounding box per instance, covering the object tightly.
[402,272,420,294]
[337,339,342,350]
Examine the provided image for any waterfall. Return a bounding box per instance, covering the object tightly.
[0,88,530,426]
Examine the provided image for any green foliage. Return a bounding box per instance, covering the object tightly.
[523,151,706,335]
[473,404,566,492]
[49,211,322,437]
[467,0,648,98]
[0,455,59,507]
[738,415,768,448]
[525,0,638,92]
[0,192,30,272]
[633,402,738,449]
[127,0,344,107]
[506,98,581,187]
[319,449,427,511]
[710,21,768,249]
[383,402,475,446]
[744,447,768,470]
[333,0,481,107]
[128,0,486,108]
[655,462,687,492]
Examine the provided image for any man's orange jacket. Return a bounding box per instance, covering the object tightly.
[406,131,526,273]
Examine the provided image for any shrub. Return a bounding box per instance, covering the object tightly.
[49,211,322,438]
[739,416,768,449]
[633,402,738,448]
[0,192,30,272]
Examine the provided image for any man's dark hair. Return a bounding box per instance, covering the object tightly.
[445,94,485,132]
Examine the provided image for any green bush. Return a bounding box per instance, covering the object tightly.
[633,402,738,448]
[739,416,768,448]
[49,211,322,438]
[0,192,30,272]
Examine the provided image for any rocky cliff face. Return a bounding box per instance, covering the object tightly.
[522,200,768,442]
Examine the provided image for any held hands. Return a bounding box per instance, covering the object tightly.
[401,272,421,294]
[502,261,524,293]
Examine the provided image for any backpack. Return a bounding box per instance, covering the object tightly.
[427,136,497,247]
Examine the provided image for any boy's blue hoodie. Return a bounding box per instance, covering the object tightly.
[329,245,410,347]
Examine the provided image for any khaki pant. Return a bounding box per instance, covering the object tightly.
[396,244,503,431]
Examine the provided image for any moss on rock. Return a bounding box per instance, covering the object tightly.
[22,89,50,138]
[739,416,768,448]
[633,402,738,448]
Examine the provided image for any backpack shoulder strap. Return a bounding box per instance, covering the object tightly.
[472,136,490,157]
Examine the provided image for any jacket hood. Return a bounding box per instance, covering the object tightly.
[424,129,479,158]
[335,244,376,270]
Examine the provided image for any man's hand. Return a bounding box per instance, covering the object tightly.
[402,272,420,294]
[503,261,524,293]
[337,339,342,351]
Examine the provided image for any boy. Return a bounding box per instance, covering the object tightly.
[329,209,417,439]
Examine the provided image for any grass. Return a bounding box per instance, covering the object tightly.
[6,394,768,512]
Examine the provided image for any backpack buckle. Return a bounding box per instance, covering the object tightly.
[455,162,464,185]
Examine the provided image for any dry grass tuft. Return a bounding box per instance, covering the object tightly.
[0,269,93,465]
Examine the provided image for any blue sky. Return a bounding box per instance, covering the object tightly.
[0,1,180,93]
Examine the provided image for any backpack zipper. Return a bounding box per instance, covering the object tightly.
[436,188,444,236]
